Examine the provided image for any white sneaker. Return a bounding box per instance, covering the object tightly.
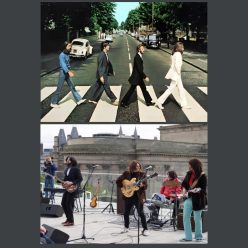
[122,227,129,233]
[111,100,119,106]
[77,99,87,105]
[142,229,150,236]
[50,103,60,108]
[88,100,97,104]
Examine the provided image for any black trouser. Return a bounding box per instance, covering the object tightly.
[89,78,117,102]
[121,82,152,105]
[124,195,148,230]
[61,191,76,223]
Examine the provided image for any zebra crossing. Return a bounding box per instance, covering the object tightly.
[41,85,207,123]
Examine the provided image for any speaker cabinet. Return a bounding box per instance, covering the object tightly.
[42,224,69,244]
[40,203,64,217]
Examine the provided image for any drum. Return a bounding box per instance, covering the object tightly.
[151,193,169,207]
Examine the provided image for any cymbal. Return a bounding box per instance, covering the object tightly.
[163,180,181,187]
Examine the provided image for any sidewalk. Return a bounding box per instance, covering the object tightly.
[160,43,208,73]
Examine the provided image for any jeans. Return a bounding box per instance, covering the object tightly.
[89,78,117,102]
[51,70,82,104]
[44,177,54,199]
[183,198,203,240]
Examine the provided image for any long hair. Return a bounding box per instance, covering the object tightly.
[66,156,78,167]
[61,41,70,52]
[136,44,144,53]
[172,42,184,55]
[189,158,203,178]
[167,170,178,180]
[128,160,143,173]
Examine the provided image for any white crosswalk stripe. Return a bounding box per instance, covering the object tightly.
[41,86,90,122]
[198,87,208,95]
[40,87,56,102]
[89,86,122,122]
[41,85,207,123]
[137,86,166,122]
[172,88,207,122]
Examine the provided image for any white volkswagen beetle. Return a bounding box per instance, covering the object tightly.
[70,38,93,59]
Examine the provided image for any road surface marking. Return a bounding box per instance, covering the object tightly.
[41,87,57,102]
[41,86,90,122]
[172,88,207,122]
[129,63,132,75]
[137,86,166,122]
[89,86,122,122]
[128,52,131,60]
[198,87,208,95]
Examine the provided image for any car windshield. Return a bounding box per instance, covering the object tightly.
[149,35,157,41]
[72,41,84,46]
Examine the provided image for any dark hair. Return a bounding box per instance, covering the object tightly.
[167,170,177,179]
[136,44,144,52]
[128,160,143,172]
[101,42,110,51]
[189,158,203,178]
[66,156,78,167]
[61,41,70,52]
[172,42,184,55]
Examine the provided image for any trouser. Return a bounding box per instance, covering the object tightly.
[44,177,54,199]
[124,195,148,230]
[89,78,117,102]
[157,78,187,107]
[183,198,203,240]
[61,191,76,223]
[121,81,152,105]
[51,70,82,104]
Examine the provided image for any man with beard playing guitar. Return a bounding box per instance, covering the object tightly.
[116,160,150,236]
[61,156,83,226]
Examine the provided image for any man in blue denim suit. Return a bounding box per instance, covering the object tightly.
[50,41,86,108]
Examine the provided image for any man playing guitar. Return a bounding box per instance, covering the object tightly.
[61,156,82,226]
[116,160,150,236]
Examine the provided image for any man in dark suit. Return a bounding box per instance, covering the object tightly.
[121,44,154,108]
[61,156,83,226]
[88,42,118,105]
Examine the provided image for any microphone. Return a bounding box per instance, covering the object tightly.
[145,165,152,170]
[92,165,99,168]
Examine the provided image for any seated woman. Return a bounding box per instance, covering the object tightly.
[158,170,182,220]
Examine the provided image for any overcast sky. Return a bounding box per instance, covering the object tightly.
[115,2,139,25]
[40,124,172,149]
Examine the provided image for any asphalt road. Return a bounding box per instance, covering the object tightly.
[40,34,207,123]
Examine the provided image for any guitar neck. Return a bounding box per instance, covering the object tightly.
[45,172,64,184]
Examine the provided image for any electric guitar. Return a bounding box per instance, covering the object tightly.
[121,172,158,198]
[43,172,78,193]
[90,178,100,208]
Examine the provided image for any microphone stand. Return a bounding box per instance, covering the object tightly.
[67,166,96,244]
[102,180,115,213]
[137,169,148,245]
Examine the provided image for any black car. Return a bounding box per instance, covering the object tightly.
[146,34,161,49]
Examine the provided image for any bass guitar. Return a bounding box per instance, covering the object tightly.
[90,178,100,208]
[43,172,78,193]
[121,172,158,198]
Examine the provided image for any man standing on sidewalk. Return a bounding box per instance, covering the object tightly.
[88,42,119,105]
[50,41,86,108]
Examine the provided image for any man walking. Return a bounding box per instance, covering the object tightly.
[121,44,154,108]
[88,42,119,105]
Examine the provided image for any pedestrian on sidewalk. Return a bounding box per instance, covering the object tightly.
[88,42,119,105]
[50,41,86,108]
[121,44,154,108]
[155,42,190,110]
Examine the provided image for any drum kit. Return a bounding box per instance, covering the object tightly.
[133,180,183,230]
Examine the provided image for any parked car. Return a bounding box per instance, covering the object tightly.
[146,34,161,49]
[70,38,93,59]
[105,34,113,43]
[138,35,146,43]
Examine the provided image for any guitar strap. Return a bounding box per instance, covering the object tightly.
[190,172,205,190]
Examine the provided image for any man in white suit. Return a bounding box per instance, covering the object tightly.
[155,42,190,110]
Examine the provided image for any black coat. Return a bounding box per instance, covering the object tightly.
[63,166,83,187]
[96,51,114,80]
[128,53,147,85]
[181,171,207,211]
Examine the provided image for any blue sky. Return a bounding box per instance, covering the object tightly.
[115,2,139,25]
